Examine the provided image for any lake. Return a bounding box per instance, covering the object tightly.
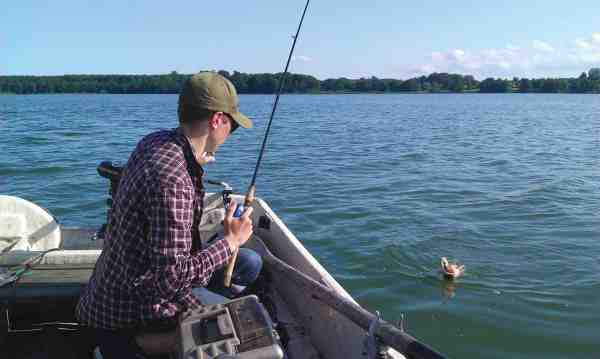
[2,93,599,358]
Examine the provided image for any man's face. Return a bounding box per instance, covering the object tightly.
[206,112,235,153]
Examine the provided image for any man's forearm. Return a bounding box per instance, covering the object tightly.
[192,238,232,286]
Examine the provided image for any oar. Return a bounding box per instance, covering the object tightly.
[251,237,446,359]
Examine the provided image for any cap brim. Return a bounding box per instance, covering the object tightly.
[230,111,252,129]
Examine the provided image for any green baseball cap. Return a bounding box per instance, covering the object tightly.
[179,71,252,129]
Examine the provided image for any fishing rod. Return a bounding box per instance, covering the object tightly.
[224,0,311,287]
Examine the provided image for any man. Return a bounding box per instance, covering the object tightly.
[76,72,262,357]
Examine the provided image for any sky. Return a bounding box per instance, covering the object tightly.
[3,0,600,80]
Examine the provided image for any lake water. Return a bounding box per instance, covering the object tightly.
[2,93,599,358]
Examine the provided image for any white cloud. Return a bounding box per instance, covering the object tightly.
[389,32,600,79]
[532,40,554,52]
[570,33,600,65]
[575,39,592,49]
[292,55,312,62]
[452,49,466,59]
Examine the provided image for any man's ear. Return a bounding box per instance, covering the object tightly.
[208,112,220,130]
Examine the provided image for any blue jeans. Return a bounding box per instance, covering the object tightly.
[207,248,263,297]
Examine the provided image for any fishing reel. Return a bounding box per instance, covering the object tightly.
[206,180,244,217]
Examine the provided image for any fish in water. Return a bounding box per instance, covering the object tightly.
[441,257,465,279]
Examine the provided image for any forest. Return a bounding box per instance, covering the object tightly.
[2,69,600,94]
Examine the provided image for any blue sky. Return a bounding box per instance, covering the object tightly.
[4,0,600,80]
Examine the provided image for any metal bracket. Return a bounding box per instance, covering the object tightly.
[363,311,382,359]
[397,313,405,332]
[206,180,234,209]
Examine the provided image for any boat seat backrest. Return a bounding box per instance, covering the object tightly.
[0,213,27,251]
[0,195,61,252]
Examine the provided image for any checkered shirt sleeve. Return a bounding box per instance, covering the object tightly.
[142,177,232,311]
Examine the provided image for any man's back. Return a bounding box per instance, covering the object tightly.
[76,129,231,329]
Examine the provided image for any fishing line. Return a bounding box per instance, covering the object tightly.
[250,0,310,189]
[224,0,311,287]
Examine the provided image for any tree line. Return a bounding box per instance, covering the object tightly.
[2,69,600,94]
[479,69,600,93]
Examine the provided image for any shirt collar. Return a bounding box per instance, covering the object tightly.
[174,127,204,178]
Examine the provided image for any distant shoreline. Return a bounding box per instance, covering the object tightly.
[2,69,599,94]
[4,91,600,95]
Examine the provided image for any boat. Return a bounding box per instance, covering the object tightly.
[0,163,445,359]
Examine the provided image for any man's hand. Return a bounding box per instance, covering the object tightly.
[223,201,254,253]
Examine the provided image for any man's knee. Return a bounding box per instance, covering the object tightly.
[234,249,263,285]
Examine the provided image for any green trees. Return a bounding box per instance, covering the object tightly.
[401,78,421,91]
[0,72,319,94]
[229,71,249,93]
[512,73,600,93]
[448,75,465,92]
[320,78,353,92]
[519,78,531,92]
[541,79,560,93]
[479,78,511,93]
[0,71,478,94]
[2,68,600,94]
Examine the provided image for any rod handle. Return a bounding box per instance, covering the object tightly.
[223,249,238,288]
[244,185,256,207]
[223,204,242,288]
[223,185,256,287]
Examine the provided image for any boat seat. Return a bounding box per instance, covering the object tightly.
[0,249,102,267]
[0,195,61,252]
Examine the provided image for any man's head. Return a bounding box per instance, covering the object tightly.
[178,71,252,130]
[178,72,252,161]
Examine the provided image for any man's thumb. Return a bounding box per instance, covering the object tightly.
[225,201,237,218]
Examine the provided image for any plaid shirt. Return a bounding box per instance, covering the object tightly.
[76,129,232,330]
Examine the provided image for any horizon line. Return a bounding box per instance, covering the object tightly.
[2,69,599,82]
